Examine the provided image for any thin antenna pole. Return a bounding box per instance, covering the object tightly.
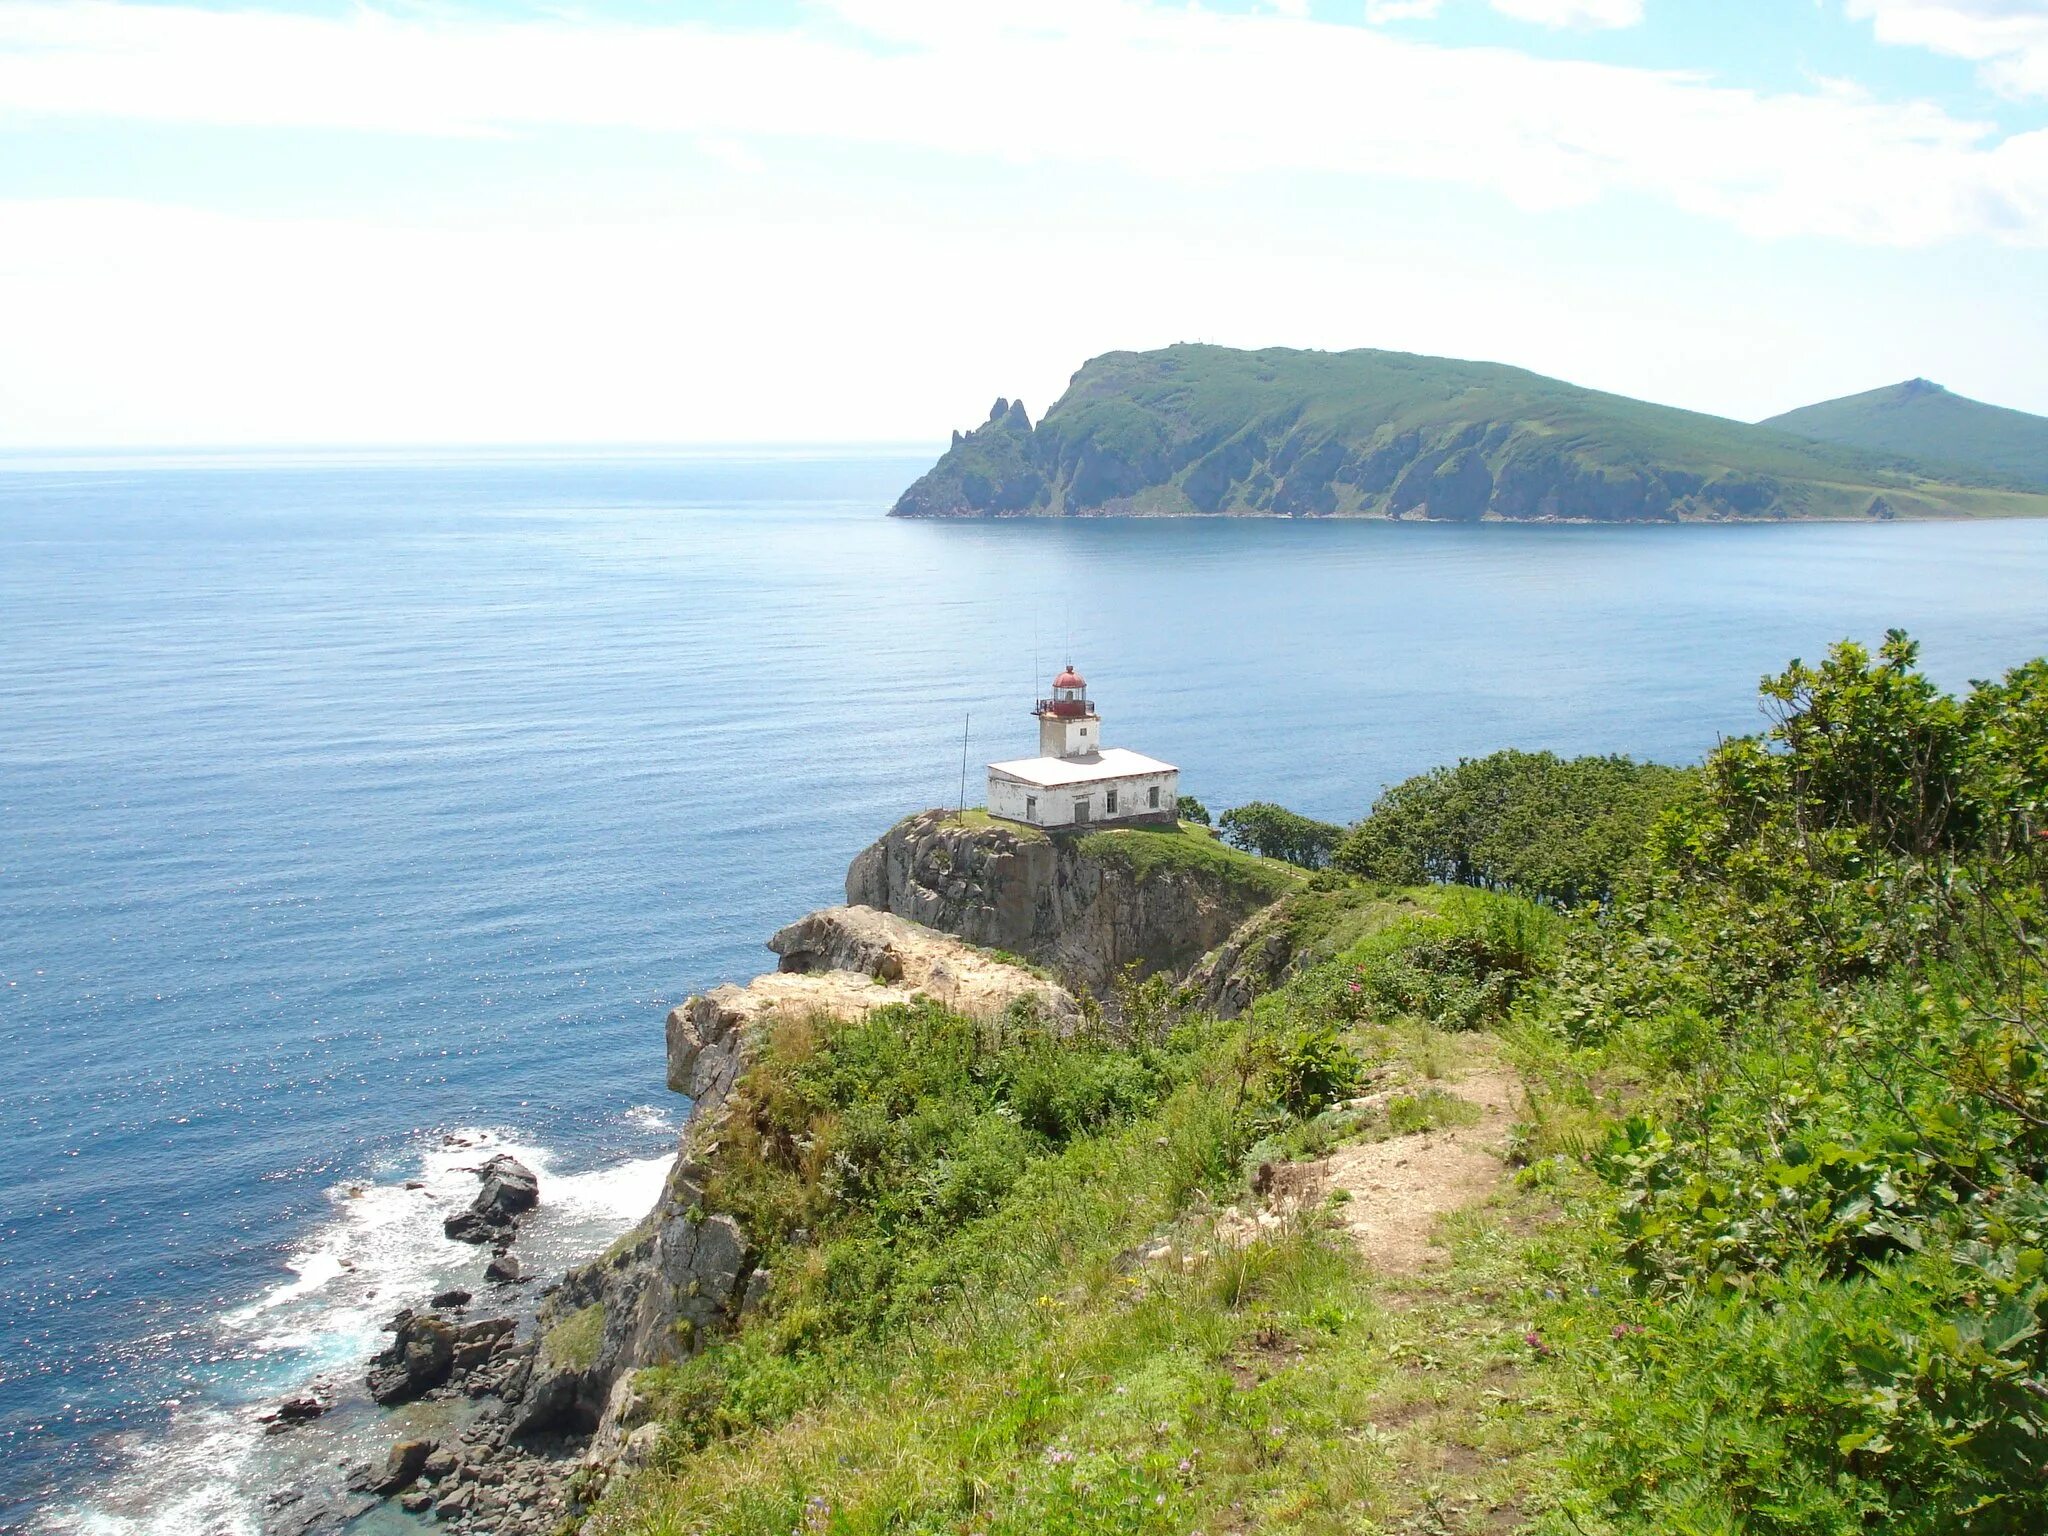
[960,712,970,811]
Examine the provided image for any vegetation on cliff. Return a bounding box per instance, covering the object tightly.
[890,346,2048,522]
[573,632,2046,1536]
[1763,379,2048,494]
[1335,749,1693,906]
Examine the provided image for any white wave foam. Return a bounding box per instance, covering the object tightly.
[50,1124,674,1536]
[42,1403,261,1536]
[622,1101,674,1132]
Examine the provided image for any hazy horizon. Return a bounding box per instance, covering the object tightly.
[4,1,2046,449]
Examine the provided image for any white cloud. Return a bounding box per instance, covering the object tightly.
[1490,0,1645,29]
[1849,0,2048,98]
[10,192,2039,447]
[0,1,2038,248]
[1364,0,1444,20]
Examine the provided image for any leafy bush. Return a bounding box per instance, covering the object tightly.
[1530,634,2048,1534]
[1176,793,1212,826]
[1268,1021,1364,1117]
[1217,800,1345,868]
[1335,748,1692,905]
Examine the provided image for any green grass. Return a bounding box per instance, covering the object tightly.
[545,1303,608,1371]
[1078,821,1304,900]
[937,807,1048,840]
[890,344,2048,521]
[1763,378,2048,493]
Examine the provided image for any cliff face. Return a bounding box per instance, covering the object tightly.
[490,821,1299,1488]
[888,345,2043,522]
[520,905,1081,1452]
[844,810,1296,995]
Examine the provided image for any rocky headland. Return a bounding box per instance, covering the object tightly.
[888,344,2048,522]
[310,813,1305,1533]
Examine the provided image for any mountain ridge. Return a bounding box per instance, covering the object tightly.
[1761,378,2048,493]
[889,344,2048,522]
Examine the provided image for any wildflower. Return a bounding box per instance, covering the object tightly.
[1154,1494,1167,1508]
[1524,1331,1552,1357]
[1177,1457,1195,1475]
[1348,980,1362,993]
[1043,1446,1077,1467]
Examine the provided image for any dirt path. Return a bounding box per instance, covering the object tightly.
[1273,1043,1522,1275]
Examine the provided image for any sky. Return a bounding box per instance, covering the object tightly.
[1,0,2045,447]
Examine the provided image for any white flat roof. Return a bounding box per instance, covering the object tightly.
[988,747,1179,788]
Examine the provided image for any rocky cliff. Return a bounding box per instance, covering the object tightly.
[506,907,1081,1473]
[845,809,1299,995]
[889,345,2046,522]
[367,824,1304,1527]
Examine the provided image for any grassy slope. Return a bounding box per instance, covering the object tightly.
[585,885,1575,1536]
[1078,820,1307,902]
[1762,379,2048,493]
[894,345,2048,521]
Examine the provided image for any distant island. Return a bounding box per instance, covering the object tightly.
[890,344,2048,521]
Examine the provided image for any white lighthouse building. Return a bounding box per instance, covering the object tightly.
[987,665,1179,829]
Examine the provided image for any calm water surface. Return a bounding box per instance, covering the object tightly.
[5,450,2048,1531]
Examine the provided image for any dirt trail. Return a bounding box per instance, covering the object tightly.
[1273,1045,1522,1275]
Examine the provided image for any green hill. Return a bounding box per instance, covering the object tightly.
[891,345,2048,521]
[1762,377,2048,493]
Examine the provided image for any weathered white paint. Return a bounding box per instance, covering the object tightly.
[989,763,1178,828]
[986,668,1181,829]
[1039,710,1097,758]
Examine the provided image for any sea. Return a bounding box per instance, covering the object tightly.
[5,447,2048,1534]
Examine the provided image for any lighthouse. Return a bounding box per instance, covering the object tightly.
[986,664,1179,829]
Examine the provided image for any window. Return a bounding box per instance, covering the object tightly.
[1024,795,1037,822]
[1105,787,1119,816]
[1148,785,1161,809]
[1074,797,1091,823]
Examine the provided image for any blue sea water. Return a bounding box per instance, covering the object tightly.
[4,449,2048,1532]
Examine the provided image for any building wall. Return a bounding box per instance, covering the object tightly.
[1038,712,1101,758]
[988,768,1179,829]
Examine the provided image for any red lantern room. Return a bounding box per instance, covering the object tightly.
[1044,665,1089,717]
[1035,663,1100,757]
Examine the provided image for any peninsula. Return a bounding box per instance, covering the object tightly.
[320,634,2048,1536]
[890,344,2048,521]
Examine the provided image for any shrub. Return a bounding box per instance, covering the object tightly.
[1217,800,1345,868]
[1335,749,1692,905]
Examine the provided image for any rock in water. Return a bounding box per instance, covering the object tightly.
[370,1438,436,1495]
[257,1394,329,1433]
[365,1310,458,1405]
[443,1154,539,1246]
[485,1250,523,1284]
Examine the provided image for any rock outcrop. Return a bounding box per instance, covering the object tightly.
[508,905,1083,1459]
[443,1154,539,1248]
[845,810,1292,994]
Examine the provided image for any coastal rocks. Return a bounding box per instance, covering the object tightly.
[433,1286,473,1309]
[485,1251,523,1285]
[444,1153,540,1247]
[845,810,1285,994]
[343,904,1102,1533]
[257,1393,329,1433]
[366,1309,458,1405]
[368,1437,436,1496]
[668,906,1080,1099]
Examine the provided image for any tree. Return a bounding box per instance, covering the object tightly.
[1176,794,1212,826]
[1217,801,1344,868]
[1334,750,1691,906]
